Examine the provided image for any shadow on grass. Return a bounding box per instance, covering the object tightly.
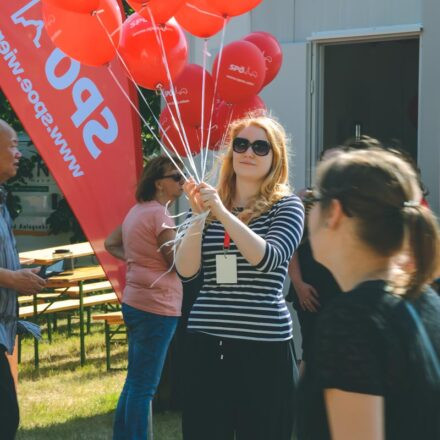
[19,353,128,382]
[17,411,183,440]
[17,411,114,440]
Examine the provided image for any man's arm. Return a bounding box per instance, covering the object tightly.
[0,267,46,295]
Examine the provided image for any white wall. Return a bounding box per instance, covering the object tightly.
[292,0,421,41]
[418,0,440,213]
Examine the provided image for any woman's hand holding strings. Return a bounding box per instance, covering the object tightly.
[198,182,227,220]
[184,178,206,214]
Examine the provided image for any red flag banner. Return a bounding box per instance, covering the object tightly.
[0,0,142,298]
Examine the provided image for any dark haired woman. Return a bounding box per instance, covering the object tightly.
[105,156,184,440]
[297,148,440,440]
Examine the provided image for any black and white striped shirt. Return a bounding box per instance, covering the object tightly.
[185,194,304,341]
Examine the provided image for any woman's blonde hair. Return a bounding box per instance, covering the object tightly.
[212,116,291,224]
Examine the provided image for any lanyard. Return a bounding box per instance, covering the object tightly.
[223,231,231,253]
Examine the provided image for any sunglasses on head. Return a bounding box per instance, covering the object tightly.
[232,137,272,156]
[160,173,184,183]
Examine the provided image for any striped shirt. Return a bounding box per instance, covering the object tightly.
[0,188,39,354]
[186,194,305,341]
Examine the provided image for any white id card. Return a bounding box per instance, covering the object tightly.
[216,254,237,284]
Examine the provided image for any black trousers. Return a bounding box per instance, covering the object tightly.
[0,347,19,439]
[182,332,298,440]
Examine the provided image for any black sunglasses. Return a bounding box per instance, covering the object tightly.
[232,137,272,156]
[161,173,184,183]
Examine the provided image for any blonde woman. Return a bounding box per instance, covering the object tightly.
[175,116,304,439]
[297,148,440,440]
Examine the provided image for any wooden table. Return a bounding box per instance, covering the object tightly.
[19,242,94,265]
[47,266,106,287]
[50,266,106,366]
[28,266,107,367]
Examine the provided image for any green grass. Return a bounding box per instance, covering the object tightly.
[16,317,182,439]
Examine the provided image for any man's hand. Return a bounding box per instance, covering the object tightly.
[10,268,46,295]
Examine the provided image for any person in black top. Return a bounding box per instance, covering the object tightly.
[297,147,440,440]
[288,235,341,366]
[288,147,343,370]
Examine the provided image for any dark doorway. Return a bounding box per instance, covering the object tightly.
[323,38,419,160]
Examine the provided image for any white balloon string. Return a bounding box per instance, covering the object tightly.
[219,104,234,151]
[150,210,209,288]
[106,67,191,180]
[203,18,227,179]
[94,13,194,179]
[199,38,208,180]
[144,6,201,183]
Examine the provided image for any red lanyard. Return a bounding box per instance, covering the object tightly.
[223,231,231,250]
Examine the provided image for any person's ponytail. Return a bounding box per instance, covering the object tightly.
[404,205,440,299]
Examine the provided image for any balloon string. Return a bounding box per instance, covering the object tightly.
[94,12,194,179]
[106,67,191,181]
[144,6,201,183]
[150,210,209,288]
[199,39,209,180]
[203,18,228,179]
[220,105,234,151]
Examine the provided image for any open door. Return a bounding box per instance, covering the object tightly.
[308,28,421,176]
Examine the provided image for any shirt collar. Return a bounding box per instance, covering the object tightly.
[0,186,7,206]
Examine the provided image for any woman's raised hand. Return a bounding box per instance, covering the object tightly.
[184,178,206,214]
[199,182,227,219]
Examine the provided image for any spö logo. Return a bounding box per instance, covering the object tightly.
[163,87,189,99]
[11,0,43,49]
[228,64,258,78]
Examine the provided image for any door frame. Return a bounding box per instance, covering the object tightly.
[306,24,422,186]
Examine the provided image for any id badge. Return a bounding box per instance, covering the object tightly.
[216,254,237,284]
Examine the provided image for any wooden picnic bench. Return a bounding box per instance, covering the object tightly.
[19,292,119,367]
[92,312,125,371]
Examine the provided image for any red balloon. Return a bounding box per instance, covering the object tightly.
[175,0,227,39]
[42,0,100,13]
[243,32,283,87]
[211,0,262,17]
[212,41,266,104]
[42,0,122,66]
[160,107,202,157]
[127,0,185,24]
[119,14,188,90]
[163,64,215,128]
[212,95,266,149]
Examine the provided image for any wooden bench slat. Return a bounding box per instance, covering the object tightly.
[18,293,61,305]
[92,311,123,324]
[54,281,113,295]
[83,292,118,306]
[19,292,118,318]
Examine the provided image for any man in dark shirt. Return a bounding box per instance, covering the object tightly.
[0,119,46,438]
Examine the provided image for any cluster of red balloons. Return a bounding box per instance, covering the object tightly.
[160,30,283,155]
[42,0,282,157]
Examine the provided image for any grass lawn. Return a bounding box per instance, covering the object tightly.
[16,317,182,439]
